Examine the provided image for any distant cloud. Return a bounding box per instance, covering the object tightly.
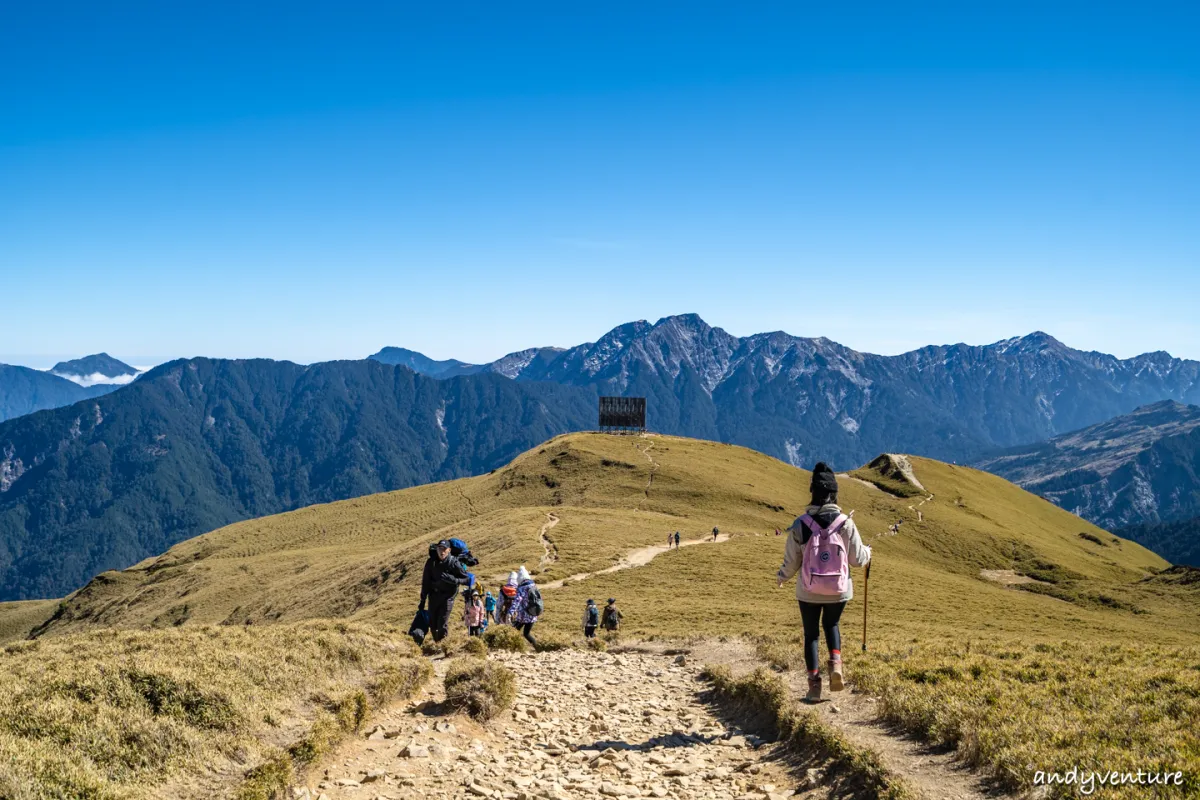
[54,371,142,387]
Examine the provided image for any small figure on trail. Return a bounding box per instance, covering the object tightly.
[483,590,497,630]
[582,598,600,639]
[674,530,681,549]
[667,532,674,548]
[712,526,719,542]
[775,527,781,536]
[418,539,474,644]
[776,463,871,703]
[499,572,519,624]
[602,598,622,632]
[510,565,543,647]
[463,588,486,637]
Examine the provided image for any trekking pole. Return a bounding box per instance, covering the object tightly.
[862,561,871,652]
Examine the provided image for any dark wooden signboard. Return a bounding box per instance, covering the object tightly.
[598,396,646,432]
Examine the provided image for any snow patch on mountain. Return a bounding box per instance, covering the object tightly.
[784,439,802,467]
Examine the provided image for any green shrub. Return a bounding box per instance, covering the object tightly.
[462,637,488,656]
[484,625,530,653]
[444,659,517,721]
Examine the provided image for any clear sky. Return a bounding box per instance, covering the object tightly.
[2,1,1198,367]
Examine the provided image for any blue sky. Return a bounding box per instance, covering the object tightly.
[2,2,1198,367]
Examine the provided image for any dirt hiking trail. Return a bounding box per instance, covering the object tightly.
[541,534,731,591]
[688,641,1001,800]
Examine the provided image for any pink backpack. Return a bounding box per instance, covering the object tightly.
[799,514,850,595]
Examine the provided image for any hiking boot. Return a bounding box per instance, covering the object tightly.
[828,655,844,692]
[805,674,822,703]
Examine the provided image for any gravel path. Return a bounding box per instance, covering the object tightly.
[296,650,803,800]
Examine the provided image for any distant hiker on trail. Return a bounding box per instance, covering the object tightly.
[463,588,486,637]
[418,540,474,643]
[776,463,871,703]
[667,533,674,548]
[483,590,497,630]
[602,598,622,632]
[712,526,719,542]
[510,565,543,647]
[674,530,681,549]
[775,527,781,536]
[582,599,600,638]
[499,572,518,624]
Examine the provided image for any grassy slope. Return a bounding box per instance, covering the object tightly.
[3,433,1197,796]
[23,433,1186,643]
[0,623,429,800]
[0,599,59,643]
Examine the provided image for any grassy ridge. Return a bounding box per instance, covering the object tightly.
[0,622,429,799]
[5,433,1196,795]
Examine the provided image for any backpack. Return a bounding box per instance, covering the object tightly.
[586,605,599,626]
[449,538,479,567]
[798,514,850,596]
[429,538,478,567]
[524,585,544,617]
[408,608,430,645]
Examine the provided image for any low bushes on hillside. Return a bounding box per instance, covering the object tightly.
[0,622,430,800]
[444,658,517,721]
[484,625,530,653]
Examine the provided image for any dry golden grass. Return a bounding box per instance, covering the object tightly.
[853,639,1200,798]
[5,432,1198,795]
[0,622,429,799]
[0,599,59,644]
[443,658,518,721]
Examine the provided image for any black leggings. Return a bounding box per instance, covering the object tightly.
[798,601,846,672]
[519,622,537,647]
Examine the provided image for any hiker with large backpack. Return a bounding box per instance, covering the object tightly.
[582,598,600,638]
[510,565,543,647]
[416,539,475,644]
[777,463,871,703]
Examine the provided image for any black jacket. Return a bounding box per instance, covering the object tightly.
[420,554,471,605]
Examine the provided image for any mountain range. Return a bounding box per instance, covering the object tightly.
[372,314,1200,469]
[5,314,1200,600]
[0,358,594,600]
[978,400,1200,564]
[0,364,115,423]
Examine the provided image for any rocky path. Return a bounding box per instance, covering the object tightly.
[298,650,807,800]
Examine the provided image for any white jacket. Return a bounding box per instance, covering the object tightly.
[777,504,871,604]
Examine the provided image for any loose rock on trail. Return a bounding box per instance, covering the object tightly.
[299,650,807,800]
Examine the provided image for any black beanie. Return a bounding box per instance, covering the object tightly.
[810,462,838,505]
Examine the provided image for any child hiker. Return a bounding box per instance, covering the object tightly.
[776,462,871,703]
[463,587,486,636]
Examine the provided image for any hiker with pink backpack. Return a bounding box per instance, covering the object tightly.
[777,463,872,702]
